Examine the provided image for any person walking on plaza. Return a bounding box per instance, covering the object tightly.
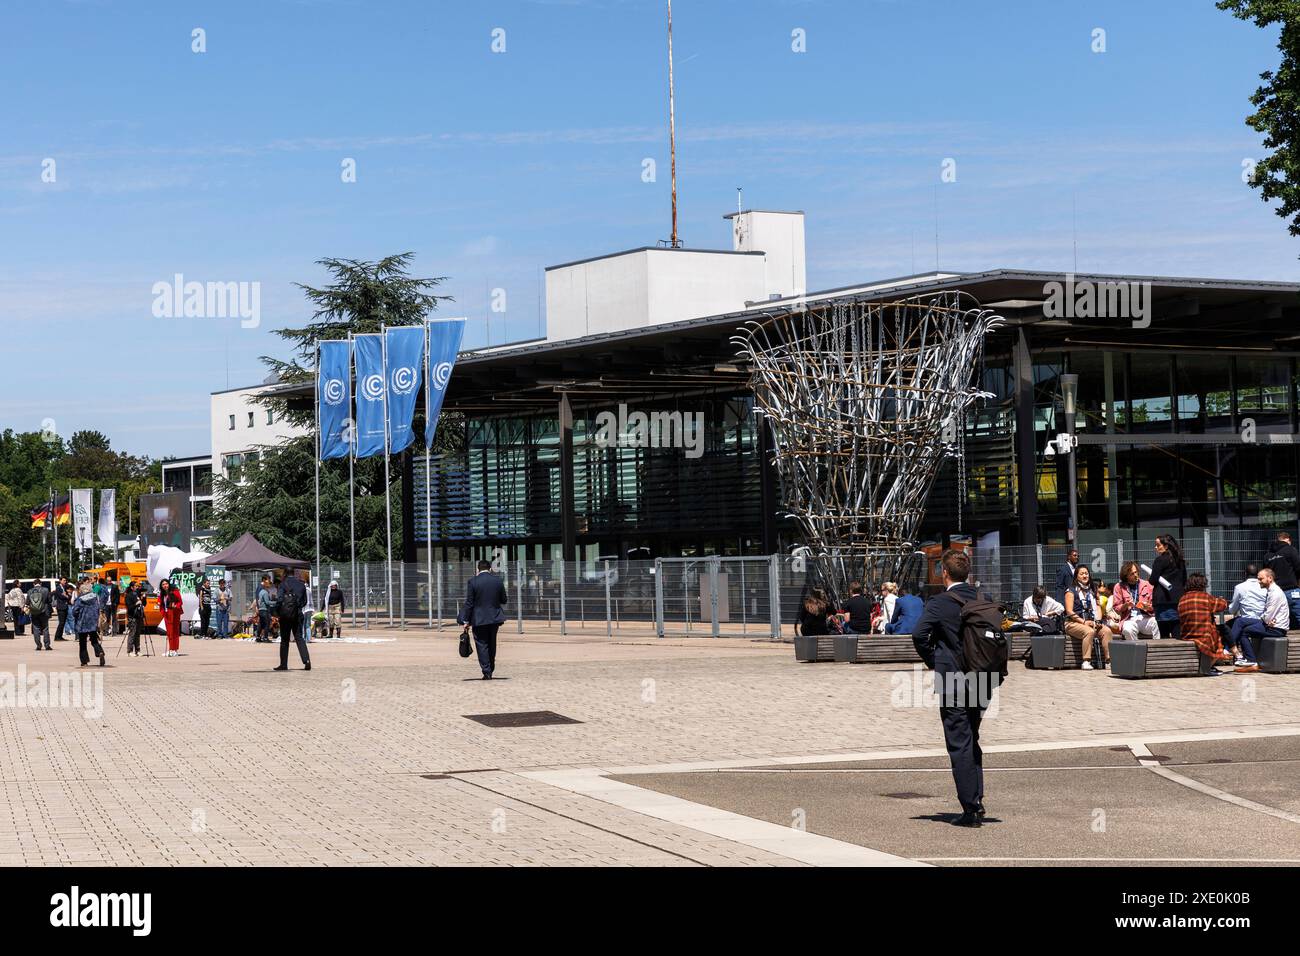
[1176,572,1227,676]
[28,578,53,651]
[1053,549,1078,603]
[1150,534,1187,639]
[457,559,508,679]
[159,579,184,657]
[1112,561,1158,641]
[213,578,231,639]
[1263,532,1300,628]
[1065,565,1116,670]
[326,581,346,638]
[6,580,26,637]
[27,578,52,651]
[53,576,71,641]
[1233,567,1288,673]
[71,578,105,667]
[273,571,311,671]
[911,549,991,828]
[124,580,144,656]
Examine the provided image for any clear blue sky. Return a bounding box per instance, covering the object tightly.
[1,0,1294,458]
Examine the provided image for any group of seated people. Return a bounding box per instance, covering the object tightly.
[1024,558,1296,674]
[795,580,924,637]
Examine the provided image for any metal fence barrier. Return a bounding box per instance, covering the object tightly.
[306,531,1290,639]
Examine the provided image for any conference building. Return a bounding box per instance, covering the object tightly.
[290,209,1300,568]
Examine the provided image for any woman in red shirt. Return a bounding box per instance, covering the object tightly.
[160,579,184,657]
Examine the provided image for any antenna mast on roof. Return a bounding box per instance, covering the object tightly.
[666,0,681,248]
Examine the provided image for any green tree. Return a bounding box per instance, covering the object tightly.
[1220,1,1300,247]
[0,429,61,495]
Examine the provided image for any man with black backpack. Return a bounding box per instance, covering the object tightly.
[272,571,311,672]
[28,578,52,651]
[911,549,1008,828]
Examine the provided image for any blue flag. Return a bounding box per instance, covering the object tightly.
[317,339,352,460]
[353,334,387,458]
[425,318,466,448]
[384,326,425,454]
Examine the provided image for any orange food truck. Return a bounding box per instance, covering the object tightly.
[80,560,163,631]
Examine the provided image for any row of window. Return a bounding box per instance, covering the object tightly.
[228,409,275,430]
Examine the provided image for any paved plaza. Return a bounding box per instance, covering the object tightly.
[1,629,1298,866]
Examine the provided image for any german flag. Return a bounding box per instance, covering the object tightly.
[29,495,71,529]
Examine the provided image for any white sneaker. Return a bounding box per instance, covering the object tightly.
[1234,656,1248,666]
[1081,660,1094,670]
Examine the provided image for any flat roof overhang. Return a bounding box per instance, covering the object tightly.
[271,269,1300,415]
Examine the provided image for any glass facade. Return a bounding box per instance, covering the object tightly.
[416,392,769,559]
[413,347,1300,557]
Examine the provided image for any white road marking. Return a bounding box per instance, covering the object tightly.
[1128,741,1300,826]
[521,768,929,867]
[594,724,1300,777]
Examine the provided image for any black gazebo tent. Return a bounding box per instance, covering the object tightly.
[183,532,309,571]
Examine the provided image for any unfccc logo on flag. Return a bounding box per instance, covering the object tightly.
[390,366,417,395]
[432,362,453,391]
[361,373,385,401]
[323,378,345,406]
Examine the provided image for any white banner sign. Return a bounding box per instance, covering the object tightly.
[97,487,117,548]
[72,488,93,550]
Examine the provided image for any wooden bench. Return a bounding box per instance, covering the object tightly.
[1259,633,1300,674]
[1008,632,1033,660]
[794,634,837,662]
[1028,634,1084,669]
[1110,639,1206,678]
[833,634,920,664]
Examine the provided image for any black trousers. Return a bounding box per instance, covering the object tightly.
[31,612,51,648]
[940,704,985,814]
[199,605,211,637]
[54,611,67,641]
[279,614,310,667]
[472,624,500,676]
[76,630,104,666]
[127,612,143,653]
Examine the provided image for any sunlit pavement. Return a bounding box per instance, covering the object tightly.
[0,629,1296,865]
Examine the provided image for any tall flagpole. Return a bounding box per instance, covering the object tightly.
[424,320,433,629]
[51,485,58,579]
[380,325,394,628]
[347,333,357,630]
[314,341,322,610]
[68,484,73,575]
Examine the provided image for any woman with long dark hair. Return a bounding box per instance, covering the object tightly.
[796,587,832,636]
[1064,565,1116,670]
[159,579,184,657]
[1151,534,1187,639]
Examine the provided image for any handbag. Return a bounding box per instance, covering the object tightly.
[458,626,473,658]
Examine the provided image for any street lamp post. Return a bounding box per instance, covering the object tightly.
[1061,373,1079,545]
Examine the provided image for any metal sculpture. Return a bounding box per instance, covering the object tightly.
[734,291,1003,603]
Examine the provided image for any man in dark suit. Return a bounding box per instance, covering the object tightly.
[1053,548,1078,604]
[458,559,508,679]
[911,548,989,828]
[272,572,311,672]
